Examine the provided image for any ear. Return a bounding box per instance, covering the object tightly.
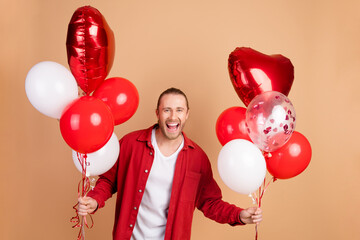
[156,108,159,119]
[185,108,190,120]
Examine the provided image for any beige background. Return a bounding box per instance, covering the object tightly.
[1,0,360,239]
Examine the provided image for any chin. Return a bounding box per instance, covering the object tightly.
[162,128,182,140]
[164,131,181,140]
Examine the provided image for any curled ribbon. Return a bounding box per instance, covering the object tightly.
[250,176,276,240]
[250,151,277,240]
[70,153,94,240]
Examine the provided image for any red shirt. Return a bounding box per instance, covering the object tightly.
[87,125,244,240]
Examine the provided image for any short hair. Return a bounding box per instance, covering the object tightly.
[156,87,189,110]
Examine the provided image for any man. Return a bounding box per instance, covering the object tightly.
[78,88,262,239]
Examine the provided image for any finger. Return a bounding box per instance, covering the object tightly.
[78,203,92,213]
[255,208,262,214]
[252,215,262,221]
[251,217,262,223]
[82,196,93,201]
[246,207,257,215]
[78,207,87,213]
[79,197,94,207]
[78,206,92,215]
[78,211,88,216]
[78,197,87,205]
[78,205,89,211]
[252,218,262,223]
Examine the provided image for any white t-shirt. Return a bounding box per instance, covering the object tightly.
[131,128,184,240]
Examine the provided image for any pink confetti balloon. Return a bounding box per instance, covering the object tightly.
[246,91,296,152]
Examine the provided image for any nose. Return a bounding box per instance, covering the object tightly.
[169,110,177,120]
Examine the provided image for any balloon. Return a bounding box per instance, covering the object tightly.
[217,139,266,195]
[228,47,294,106]
[93,77,139,125]
[215,107,251,145]
[25,61,78,119]
[266,131,312,179]
[73,132,119,176]
[246,91,296,152]
[60,96,114,154]
[66,6,115,95]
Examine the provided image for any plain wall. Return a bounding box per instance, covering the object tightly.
[1,0,360,239]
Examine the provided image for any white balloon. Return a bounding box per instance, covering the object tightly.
[25,61,78,119]
[217,139,266,195]
[72,133,120,176]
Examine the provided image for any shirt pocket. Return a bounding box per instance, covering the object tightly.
[180,171,201,203]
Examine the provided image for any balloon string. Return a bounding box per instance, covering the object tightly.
[251,175,277,240]
[70,153,94,240]
[255,225,258,240]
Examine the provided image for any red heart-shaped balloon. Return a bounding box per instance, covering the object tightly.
[228,47,294,106]
[66,6,115,95]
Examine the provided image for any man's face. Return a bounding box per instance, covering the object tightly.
[156,93,189,141]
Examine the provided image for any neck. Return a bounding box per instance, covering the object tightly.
[155,128,183,157]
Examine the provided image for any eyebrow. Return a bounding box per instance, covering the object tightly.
[162,107,186,110]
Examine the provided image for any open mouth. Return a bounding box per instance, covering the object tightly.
[166,122,180,133]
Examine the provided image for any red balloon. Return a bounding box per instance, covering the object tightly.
[228,47,294,106]
[216,107,251,146]
[60,96,114,154]
[93,77,139,125]
[66,6,115,95]
[265,131,312,179]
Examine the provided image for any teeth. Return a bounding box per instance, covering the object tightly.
[166,123,179,131]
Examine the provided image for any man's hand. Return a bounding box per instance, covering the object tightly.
[78,196,98,216]
[239,207,263,224]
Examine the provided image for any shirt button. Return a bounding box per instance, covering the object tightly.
[149,152,153,155]
[138,189,142,193]
[134,207,137,210]
[130,224,133,228]
[145,169,149,173]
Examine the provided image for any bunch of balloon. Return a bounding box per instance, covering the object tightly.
[25,6,140,240]
[216,47,312,239]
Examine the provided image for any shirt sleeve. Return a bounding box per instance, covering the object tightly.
[196,154,244,226]
[87,158,119,209]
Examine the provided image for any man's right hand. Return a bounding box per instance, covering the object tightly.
[78,196,98,216]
